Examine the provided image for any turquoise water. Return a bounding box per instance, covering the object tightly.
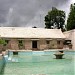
[0,51,75,75]
[0,57,6,75]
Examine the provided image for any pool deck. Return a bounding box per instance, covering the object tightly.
[6,49,74,52]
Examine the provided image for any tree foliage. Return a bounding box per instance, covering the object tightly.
[0,39,7,46]
[67,3,75,30]
[44,7,66,31]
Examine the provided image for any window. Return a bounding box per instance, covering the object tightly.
[18,40,24,49]
[57,41,60,44]
[5,40,9,44]
[18,40,23,46]
[63,40,71,45]
[19,40,22,44]
[3,40,9,46]
[18,40,23,47]
[46,41,49,44]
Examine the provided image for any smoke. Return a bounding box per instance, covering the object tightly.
[0,0,71,27]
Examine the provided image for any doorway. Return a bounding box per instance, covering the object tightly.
[32,41,37,48]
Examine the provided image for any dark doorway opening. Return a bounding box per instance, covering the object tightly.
[13,52,18,55]
[32,41,37,48]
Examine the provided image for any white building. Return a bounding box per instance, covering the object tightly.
[0,27,65,50]
[64,29,75,50]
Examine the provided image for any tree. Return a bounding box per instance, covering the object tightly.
[44,7,66,31]
[0,39,6,45]
[67,3,75,30]
[0,38,7,51]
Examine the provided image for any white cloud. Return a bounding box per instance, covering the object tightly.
[71,0,75,3]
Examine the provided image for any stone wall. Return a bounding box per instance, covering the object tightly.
[1,38,64,50]
[57,40,64,49]
[24,39,32,50]
[0,45,3,51]
[9,39,19,50]
[39,39,46,50]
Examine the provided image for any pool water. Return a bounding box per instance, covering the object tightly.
[0,51,75,75]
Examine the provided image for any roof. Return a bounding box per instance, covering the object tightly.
[63,29,75,40]
[0,27,65,39]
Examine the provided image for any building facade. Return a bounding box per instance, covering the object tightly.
[63,29,75,50]
[0,27,65,50]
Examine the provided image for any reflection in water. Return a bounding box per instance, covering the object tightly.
[0,57,6,75]
[10,55,19,62]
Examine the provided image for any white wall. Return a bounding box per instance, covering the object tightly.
[64,29,75,50]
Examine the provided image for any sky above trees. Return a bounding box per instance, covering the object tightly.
[0,0,75,27]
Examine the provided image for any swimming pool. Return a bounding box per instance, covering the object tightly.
[0,51,75,75]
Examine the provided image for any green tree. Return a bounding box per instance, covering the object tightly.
[44,7,66,31]
[67,3,75,30]
[0,39,7,51]
[0,39,6,45]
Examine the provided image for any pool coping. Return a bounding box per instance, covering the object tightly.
[6,49,75,52]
